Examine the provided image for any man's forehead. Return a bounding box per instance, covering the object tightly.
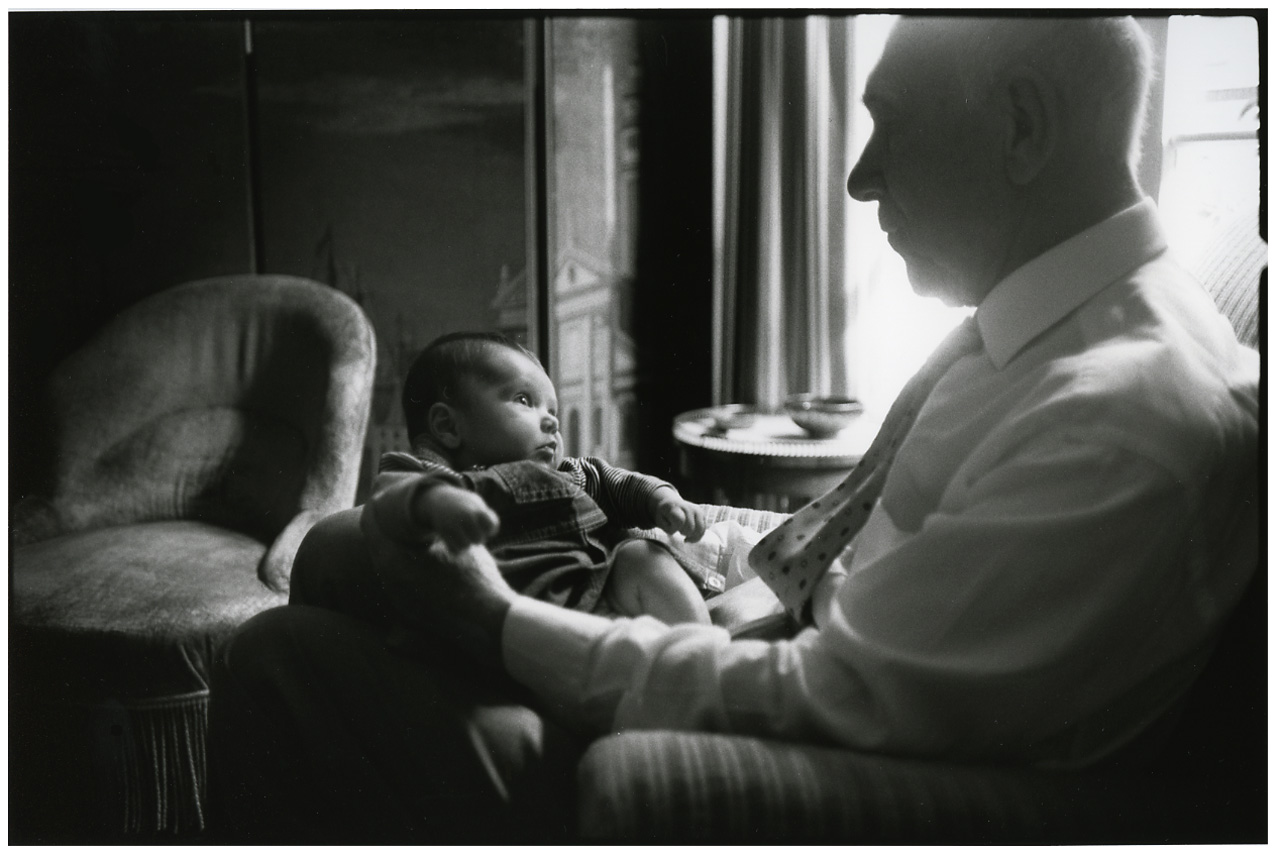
[865,19,969,105]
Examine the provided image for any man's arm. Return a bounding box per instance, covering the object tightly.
[471,435,1247,765]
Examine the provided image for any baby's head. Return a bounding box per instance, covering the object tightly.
[402,332,561,470]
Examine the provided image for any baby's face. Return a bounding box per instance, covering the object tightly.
[453,346,561,468]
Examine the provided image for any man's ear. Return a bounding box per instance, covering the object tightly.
[428,402,463,450]
[1004,70,1057,185]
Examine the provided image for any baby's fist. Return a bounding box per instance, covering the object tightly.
[652,489,706,542]
[418,484,500,552]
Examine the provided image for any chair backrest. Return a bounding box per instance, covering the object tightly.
[1191,208,1265,350]
[40,275,376,541]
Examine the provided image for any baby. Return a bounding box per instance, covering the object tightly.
[366,331,711,624]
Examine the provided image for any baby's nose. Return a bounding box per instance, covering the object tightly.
[542,413,559,434]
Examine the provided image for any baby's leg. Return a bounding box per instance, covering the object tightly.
[606,539,711,624]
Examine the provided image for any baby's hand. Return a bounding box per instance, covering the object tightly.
[652,488,706,542]
[415,483,500,553]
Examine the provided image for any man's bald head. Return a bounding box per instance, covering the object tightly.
[849,16,1156,305]
[892,17,1155,174]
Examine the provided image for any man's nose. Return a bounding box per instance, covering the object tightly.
[846,136,882,202]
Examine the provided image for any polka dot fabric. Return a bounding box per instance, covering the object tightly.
[748,318,982,623]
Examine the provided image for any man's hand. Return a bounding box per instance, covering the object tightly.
[360,502,515,669]
[412,483,500,552]
[651,487,706,542]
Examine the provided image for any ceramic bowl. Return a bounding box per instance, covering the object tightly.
[784,394,864,437]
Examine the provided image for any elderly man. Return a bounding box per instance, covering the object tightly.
[209,16,1259,842]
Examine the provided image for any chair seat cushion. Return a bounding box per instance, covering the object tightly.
[13,521,288,700]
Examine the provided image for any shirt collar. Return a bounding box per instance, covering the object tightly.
[974,199,1169,369]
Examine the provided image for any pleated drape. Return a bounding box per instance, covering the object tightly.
[714,16,855,408]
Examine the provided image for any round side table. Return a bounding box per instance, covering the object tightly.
[672,406,880,512]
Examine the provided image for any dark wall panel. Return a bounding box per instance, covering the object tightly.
[9,13,253,499]
[631,19,715,479]
[251,17,528,432]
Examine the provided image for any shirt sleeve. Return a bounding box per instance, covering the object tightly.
[503,433,1236,766]
[570,456,675,528]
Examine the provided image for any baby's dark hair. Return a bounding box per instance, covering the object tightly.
[402,331,542,441]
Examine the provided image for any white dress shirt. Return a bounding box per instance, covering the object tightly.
[501,200,1260,769]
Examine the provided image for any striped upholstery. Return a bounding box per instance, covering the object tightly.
[576,730,1254,844]
[1190,209,1265,349]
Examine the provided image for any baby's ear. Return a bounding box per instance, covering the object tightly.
[428,402,463,450]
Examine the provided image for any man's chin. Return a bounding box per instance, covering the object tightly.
[903,259,969,307]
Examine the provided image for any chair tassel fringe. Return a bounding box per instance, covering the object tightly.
[91,691,209,836]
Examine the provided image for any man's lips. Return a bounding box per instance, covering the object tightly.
[876,202,905,235]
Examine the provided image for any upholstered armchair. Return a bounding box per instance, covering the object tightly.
[10,275,376,841]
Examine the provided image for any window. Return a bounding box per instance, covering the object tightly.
[844,15,1263,414]
[1157,15,1261,267]
[844,15,969,419]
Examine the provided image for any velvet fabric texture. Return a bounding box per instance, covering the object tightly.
[11,275,376,840]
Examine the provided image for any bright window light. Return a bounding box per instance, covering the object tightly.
[844,15,969,419]
[1157,15,1261,268]
[846,15,1263,417]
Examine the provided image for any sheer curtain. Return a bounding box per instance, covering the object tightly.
[712,16,855,407]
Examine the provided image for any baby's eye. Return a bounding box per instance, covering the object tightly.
[514,393,531,406]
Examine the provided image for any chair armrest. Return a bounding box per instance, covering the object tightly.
[10,495,64,546]
[575,730,1257,844]
[259,508,333,593]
